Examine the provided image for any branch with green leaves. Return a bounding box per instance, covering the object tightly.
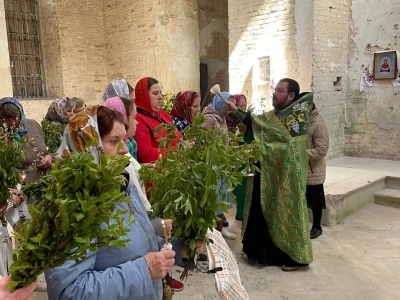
[40,119,64,154]
[10,150,132,290]
[139,115,262,279]
[0,126,24,206]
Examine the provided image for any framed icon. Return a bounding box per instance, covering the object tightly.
[373,51,398,80]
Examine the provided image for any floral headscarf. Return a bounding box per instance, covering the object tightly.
[102,79,131,102]
[170,91,195,123]
[0,97,28,140]
[57,105,103,163]
[45,97,75,125]
[212,92,231,116]
[134,77,154,113]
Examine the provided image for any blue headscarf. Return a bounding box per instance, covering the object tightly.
[0,97,28,141]
[211,92,232,116]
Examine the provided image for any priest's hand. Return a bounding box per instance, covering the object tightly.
[224,99,238,112]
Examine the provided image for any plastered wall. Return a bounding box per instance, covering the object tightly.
[345,0,400,160]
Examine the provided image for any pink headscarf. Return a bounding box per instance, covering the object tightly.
[103,97,128,123]
[234,94,246,105]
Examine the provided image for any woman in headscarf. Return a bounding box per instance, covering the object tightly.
[170,91,201,135]
[102,79,135,102]
[0,97,52,185]
[0,97,51,292]
[104,96,138,159]
[202,92,237,240]
[48,106,203,299]
[226,94,247,133]
[103,79,138,158]
[45,97,85,125]
[134,77,182,163]
[103,96,152,211]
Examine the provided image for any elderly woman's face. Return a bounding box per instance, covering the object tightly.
[66,108,75,120]
[237,96,247,110]
[0,103,21,130]
[190,96,201,118]
[3,116,20,130]
[102,120,129,157]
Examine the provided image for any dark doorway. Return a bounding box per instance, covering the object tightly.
[200,63,208,108]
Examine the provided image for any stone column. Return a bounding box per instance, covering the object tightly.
[0,0,12,96]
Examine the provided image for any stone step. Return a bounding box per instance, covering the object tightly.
[385,176,400,190]
[374,188,400,208]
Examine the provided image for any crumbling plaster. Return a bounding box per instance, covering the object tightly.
[345,0,400,159]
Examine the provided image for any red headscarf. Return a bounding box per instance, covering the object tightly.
[134,77,154,113]
[170,91,195,123]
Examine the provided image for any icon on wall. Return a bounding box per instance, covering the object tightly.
[373,50,398,80]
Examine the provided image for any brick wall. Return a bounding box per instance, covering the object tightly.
[312,0,350,159]
[345,0,400,160]
[56,1,107,104]
[0,1,12,96]
[198,0,229,91]
[228,0,312,110]
[104,0,200,95]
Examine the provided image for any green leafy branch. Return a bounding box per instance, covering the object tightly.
[139,115,262,280]
[0,126,25,206]
[161,93,176,113]
[9,150,132,290]
[41,119,64,153]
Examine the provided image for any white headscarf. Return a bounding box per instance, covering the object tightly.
[102,79,130,103]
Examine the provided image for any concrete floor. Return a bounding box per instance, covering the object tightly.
[324,156,400,195]
[33,203,399,300]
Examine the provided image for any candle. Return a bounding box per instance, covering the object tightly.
[159,153,162,160]
[46,146,49,155]
[20,172,26,184]
[161,219,168,245]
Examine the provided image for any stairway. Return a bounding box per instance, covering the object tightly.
[374,177,400,208]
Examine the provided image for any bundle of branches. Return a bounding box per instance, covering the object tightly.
[21,174,52,203]
[0,126,24,206]
[41,119,65,153]
[140,115,262,280]
[9,149,132,290]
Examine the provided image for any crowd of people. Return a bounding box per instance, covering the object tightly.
[0,76,330,300]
